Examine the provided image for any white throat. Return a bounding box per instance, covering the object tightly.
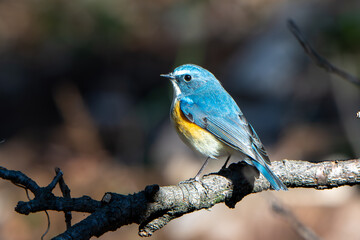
[171,80,181,99]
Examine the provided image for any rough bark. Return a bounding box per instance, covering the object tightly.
[1,159,359,239]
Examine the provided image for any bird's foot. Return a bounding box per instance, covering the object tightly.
[179,176,201,184]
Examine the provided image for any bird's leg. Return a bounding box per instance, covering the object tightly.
[221,155,231,169]
[194,157,210,181]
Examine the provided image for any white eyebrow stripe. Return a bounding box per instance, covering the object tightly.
[174,70,190,76]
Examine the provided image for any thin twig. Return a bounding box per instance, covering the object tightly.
[46,169,63,192]
[55,168,72,229]
[287,19,360,86]
[41,210,51,240]
[14,183,32,200]
[269,193,322,240]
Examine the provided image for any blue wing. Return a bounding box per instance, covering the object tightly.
[179,92,287,191]
[179,93,270,164]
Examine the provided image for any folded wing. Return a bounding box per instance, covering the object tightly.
[180,98,287,191]
[180,99,270,164]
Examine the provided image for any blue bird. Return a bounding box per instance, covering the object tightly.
[161,64,287,191]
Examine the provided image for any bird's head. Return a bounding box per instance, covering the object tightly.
[161,64,221,97]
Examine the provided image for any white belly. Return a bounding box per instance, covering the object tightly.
[178,128,230,159]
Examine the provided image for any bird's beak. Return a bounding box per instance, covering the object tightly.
[160,73,174,79]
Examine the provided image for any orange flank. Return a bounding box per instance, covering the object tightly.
[172,101,205,140]
[171,100,229,157]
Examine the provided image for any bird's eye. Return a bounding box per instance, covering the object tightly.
[184,74,192,81]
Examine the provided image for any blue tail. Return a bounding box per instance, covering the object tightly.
[252,160,288,191]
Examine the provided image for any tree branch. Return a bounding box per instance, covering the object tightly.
[1,159,359,239]
[287,19,360,87]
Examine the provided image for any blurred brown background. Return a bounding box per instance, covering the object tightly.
[0,0,359,239]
